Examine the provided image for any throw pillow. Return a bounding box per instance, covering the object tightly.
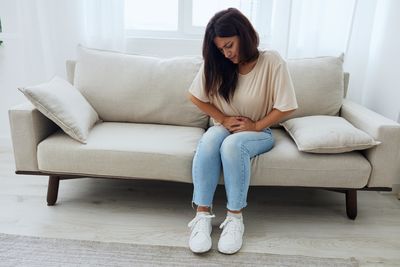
[280,115,380,153]
[18,76,100,144]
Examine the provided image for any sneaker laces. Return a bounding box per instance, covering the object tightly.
[219,216,242,235]
[188,214,215,232]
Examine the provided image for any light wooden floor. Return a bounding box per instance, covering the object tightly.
[1,141,400,266]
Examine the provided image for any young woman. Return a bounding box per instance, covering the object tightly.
[187,8,298,254]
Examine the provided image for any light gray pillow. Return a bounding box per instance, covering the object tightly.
[271,54,345,127]
[280,115,380,153]
[18,76,100,143]
[73,45,208,128]
[286,55,344,118]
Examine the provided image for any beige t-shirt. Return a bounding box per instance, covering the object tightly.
[188,50,298,124]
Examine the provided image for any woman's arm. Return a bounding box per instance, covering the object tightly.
[189,93,243,131]
[255,108,295,131]
[231,109,296,133]
[189,93,225,123]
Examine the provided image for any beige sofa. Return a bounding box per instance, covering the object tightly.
[9,46,400,220]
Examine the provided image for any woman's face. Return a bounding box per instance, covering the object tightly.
[214,36,240,64]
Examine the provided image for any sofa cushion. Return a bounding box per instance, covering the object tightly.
[280,115,380,153]
[18,76,100,144]
[37,122,205,182]
[249,129,371,188]
[37,124,371,188]
[73,45,209,129]
[284,55,344,121]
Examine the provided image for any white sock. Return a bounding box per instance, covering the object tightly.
[227,211,243,219]
[196,211,211,216]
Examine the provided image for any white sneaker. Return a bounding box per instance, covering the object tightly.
[218,215,244,254]
[188,213,215,253]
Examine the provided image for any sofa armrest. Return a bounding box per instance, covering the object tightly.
[8,102,58,172]
[340,99,400,188]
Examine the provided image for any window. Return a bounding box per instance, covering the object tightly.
[124,0,271,40]
[124,0,356,58]
[125,0,179,31]
[191,0,253,27]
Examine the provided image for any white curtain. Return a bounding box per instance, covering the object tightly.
[267,0,357,58]
[4,0,125,83]
[266,0,399,122]
[0,0,126,140]
[267,0,399,120]
[1,0,398,142]
[8,0,369,79]
[82,0,125,52]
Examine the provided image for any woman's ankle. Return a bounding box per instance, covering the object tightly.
[197,206,210,213]
[227,209,242,214]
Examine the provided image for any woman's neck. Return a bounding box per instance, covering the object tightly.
[238,58,258,75]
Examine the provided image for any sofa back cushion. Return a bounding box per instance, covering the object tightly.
[73,45,209,128]
[285,55,344,120]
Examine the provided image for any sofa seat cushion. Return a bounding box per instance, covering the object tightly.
[37,122,205,182]
[248,129,371,188]
[37,124,371,188]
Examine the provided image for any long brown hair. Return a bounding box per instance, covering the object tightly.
[203,8,259,103]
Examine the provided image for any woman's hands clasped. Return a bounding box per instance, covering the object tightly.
[221,116,259,133]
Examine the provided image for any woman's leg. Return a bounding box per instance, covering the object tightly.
[217,128,274,254]
[192,125,230,210]
[189,125,230,253]
[220,128,275,211]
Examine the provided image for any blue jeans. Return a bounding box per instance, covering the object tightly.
[192,125,275,211]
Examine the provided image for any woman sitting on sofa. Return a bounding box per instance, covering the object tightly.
[187,8,298,254]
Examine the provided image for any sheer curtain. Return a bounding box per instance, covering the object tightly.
[82,0,125,52]
[266,0,357,58]
[2,0,396,142]
[0,0,125,141]
[9,0,364,79]
[10,0,125,83]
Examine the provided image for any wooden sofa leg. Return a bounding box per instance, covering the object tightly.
[47,176,60,206]
[345,189,357,220]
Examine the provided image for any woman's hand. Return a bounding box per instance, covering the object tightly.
[222,116,259,133]
[221,116,242,132]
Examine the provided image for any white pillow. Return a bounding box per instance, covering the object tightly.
[18,76,100,143]
[280,115,380,153]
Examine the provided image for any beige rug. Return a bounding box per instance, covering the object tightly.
[0,233,358,266]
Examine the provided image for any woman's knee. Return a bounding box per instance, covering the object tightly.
[198,126,229,153]
[220,135,243,157]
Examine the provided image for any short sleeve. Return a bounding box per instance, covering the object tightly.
[188,63,210,103]
[272,61,298,112]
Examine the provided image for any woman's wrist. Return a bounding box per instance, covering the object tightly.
[219,115,227,124]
